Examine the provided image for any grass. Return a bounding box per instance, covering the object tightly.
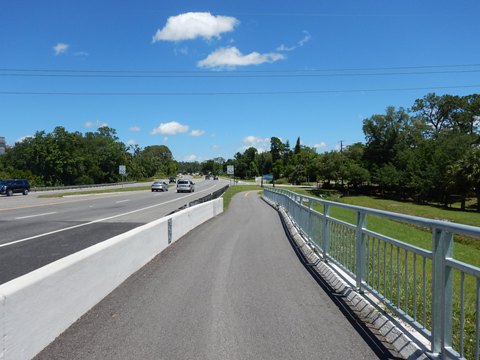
[222,184,263,210]
[38,182,264,208]
[38,183,264,208]
[284,187,480,358]
[38,185,154,198]
[290,188,480,265]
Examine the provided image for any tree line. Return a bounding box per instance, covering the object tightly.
[225,93,480,211]
[0,126,177,186]
[1,92,479,210]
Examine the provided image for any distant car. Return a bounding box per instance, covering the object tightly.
[176,179,195,193]
[151,181,168,192]
[213,175,218,180]
[0,179,30,196]
[169,177,176,183]
[205,175,210,180]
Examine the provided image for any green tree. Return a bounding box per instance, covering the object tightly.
[448,147,480,211]
[138,145,174,178]
[84,127,126,183]
[294,137,301,154]
[288,145,317,184]
[411,131,475,205]
[316,151,343,187]
[411,93,461,136]
[270,137,284,163]
[362,106,410,169]
[257,152,273,176]
[340,143,370,190]
[201,159,222,175]
[345,161,370,190]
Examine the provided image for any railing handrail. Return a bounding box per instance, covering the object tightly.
[265,186,480,239]
[264,186,480,360]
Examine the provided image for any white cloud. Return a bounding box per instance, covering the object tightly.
[129,126,141,132]
[85,120,108,129]
[198,47,285,69]
[16,135,33,144]
[150,121,189,135]
[74,51,89,57]
[163,137,169,143]
[276,44,296,52]
[314,142,327,149]
[298,31,311,46]
[242,136,270,152]
[184,154,198,161]
[53,42,69,55]
[190,129,205,136]
[174,46,189,56]
[277,31,311,52]
[127,139,137,146]
[473,115,480,127]
[152,12,239,42]
[212,144,220,150]
[244,135,270,146]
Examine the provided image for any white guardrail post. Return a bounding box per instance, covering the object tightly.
[355,211,367,293]
[322,203,330,261]
[431,228,454,356]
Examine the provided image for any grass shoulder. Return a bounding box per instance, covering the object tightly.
[38,186,151,198]
[223,185,263,210]
[288,188,480,265]
[292,188,480,227]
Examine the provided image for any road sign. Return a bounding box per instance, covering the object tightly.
[262,174,274,181]
[227,165,234,175]
[119,165,126,175]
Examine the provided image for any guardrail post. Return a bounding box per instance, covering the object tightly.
[307,199,313,243]
[168,218,173,244]
[355,211,367,293]
[322,203,330,262]
[431,228,453,356]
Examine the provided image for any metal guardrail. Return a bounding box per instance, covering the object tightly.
[31,182,137,192]
[168,185,229,215]
[264,187,480,360]
[188,185,229,207]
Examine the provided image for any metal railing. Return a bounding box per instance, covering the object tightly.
[264,187,480,360]
[169,185,230,215]
[188,185,229,207]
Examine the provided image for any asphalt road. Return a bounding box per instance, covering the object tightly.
[0,178,228,284]
[35,191,386,360]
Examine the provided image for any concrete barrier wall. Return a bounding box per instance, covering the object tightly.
[0,198,223,360]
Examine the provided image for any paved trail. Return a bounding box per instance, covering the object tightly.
[36,191,386,360]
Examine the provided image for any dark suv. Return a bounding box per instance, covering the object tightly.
[0,179,31,196]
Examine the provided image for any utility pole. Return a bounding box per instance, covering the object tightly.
[340,140,344,188]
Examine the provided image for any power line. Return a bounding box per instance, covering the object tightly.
[1,69,480,79]
[1,84,478,96]
[1,63,479,75]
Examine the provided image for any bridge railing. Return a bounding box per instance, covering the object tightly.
[264,187,480,360]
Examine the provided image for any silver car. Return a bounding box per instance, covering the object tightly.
[176,179,195,193]
[151,181,168,192]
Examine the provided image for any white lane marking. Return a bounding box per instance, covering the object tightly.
[0,184,222,249]
[116,200,130,204]
[15,212,57,220]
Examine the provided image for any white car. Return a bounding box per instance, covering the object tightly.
[151,181,168,192]
[176,179,195,193]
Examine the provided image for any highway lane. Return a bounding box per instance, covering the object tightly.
[0,179,228,284]
[35,191,386,360]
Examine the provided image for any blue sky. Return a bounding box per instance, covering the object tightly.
[1,0,480,162]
